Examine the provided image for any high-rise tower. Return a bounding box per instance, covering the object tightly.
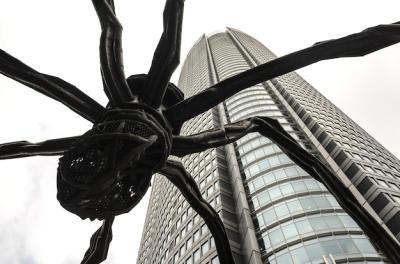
[137,28,400,264]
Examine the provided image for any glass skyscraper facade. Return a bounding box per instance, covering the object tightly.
[137,28,400,264]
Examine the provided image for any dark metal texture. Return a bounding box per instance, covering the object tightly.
[92,0,135,105]
[0,0,399,263]
[144,0,185,107]
[0,136,80,159]
[0,50,106,123]
[81,217,115,264]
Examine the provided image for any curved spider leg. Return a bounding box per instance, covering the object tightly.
[0,136,81,160]
[170,116,400,263]
[143,0,185,107]
[81,217,115,264]
[159,160,236,264]
[165,21,400,126]
[92,0,134,105]
[0,50,105,123]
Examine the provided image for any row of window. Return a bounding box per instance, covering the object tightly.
[373,177,400,192]
[225,86,267,105]
[256,194,341,228]
[219,65,250,80]
[324,124,374,148]
[247,165,307,192]
[311,112,399,171]
[338,141,400,177]
[181,110,213,136]
[321,119,398,167]
[252,178,327,209]
[236,130,266,146]
[363,163,400,182]
[348,151,393,170]
[331,132,398,169]
[244,153,293,179]
[197,171,219,190]
[169,235,218,264]
[194,160,218,180]
[237,134,271,154]
[182,149,216,173]
[173,223,209,259]
[240,143,283,166]
[231,108,283,122]
[213,61,247,80]
[267,234,380,264]
[228,100,278,116]
[226,94,273,111]
[184,151,214,171]
[201,181,220,200]
[181,109,212,130]
[262,213,361,250]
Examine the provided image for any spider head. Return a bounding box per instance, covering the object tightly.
[56,116,170,220]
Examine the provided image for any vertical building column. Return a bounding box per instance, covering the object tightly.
[205,37,263,264]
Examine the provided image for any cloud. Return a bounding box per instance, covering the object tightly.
[0,154,151,263]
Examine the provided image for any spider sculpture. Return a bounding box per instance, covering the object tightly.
[0,0,399,263]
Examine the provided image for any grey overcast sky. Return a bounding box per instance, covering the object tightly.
[0,0,399,263]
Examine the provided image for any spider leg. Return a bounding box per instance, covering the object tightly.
[81,217,114,264]
[0,50,105,123]
[0,136,81,160]
[159,160,236,264]
[143,0,185,107]
[171,116,400,263]
[92,0,134,105]
[165,21,400,126]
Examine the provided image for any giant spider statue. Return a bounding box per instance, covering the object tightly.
[0,0,399,263]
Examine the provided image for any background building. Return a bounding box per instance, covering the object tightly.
[137,28,400,264]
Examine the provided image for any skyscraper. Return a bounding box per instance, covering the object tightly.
[137,28,400,264]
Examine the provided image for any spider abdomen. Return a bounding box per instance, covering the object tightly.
[57,107,172,220]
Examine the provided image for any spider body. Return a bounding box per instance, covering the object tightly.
[58,101,174,220]
[0,0,399,263]
[56,73,184,221]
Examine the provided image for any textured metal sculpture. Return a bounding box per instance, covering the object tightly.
[0,0,399,263]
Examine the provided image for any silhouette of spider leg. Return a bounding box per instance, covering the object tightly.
[92,0,134,105]
[0,50,105,123]
[171,116,400,263]
[165,21,400,125]
[159,160,236,264]
[143,0,185,107]
[81,217,114,264]
[0,136,81,160]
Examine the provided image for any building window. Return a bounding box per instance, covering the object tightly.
[193,230,200,242]
[193,248,200,262]
[211,256,220,264]
[174,252,179,263]
[186,238,192,249]
[180,245,185,257]
[201,224,208,235]
[201,241,209,255]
